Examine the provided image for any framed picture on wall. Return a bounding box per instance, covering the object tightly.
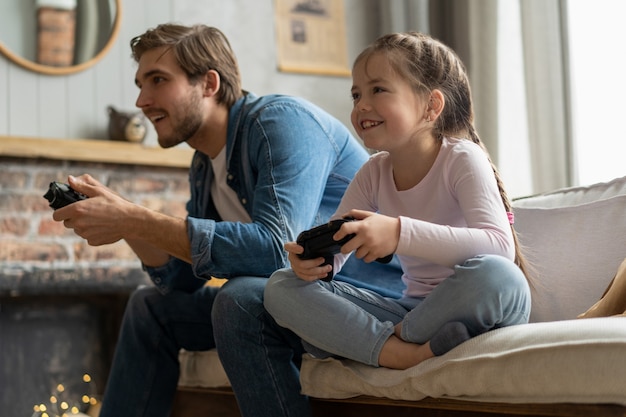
[274,0,350,76]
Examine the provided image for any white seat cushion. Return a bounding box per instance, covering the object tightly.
[179,318,626,406]
[178,349,230,388]
[300,317,626,405]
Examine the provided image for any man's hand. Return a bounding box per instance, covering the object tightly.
[52,174,135,246]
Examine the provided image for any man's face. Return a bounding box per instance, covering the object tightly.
[134,46,205,148]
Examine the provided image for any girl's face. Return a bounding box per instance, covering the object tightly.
[350,53,429,152]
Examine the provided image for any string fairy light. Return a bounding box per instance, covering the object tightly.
[31,373,99,417]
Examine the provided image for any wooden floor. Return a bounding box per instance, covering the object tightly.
[171,386,626,417]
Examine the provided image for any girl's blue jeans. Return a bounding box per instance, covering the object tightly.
[264,254,531,366]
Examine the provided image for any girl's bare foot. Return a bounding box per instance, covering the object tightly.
[378,335,434,369]
[379,322,470,369]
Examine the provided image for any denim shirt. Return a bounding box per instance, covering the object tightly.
[146,92,369,294]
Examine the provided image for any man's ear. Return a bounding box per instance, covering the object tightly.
[203,69,221,98]
[427,89,445,120]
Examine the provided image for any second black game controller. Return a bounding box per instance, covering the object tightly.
[296,217,393,281]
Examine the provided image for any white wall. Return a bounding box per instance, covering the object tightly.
[0,0,379,146]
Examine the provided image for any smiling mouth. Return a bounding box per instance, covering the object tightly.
[149,114,166,123]
[361,120,382,129]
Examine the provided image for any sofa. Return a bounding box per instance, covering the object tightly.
[172,175,626,417]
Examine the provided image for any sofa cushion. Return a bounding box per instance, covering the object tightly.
[512,175,626,322]
[178,319,626,406]
[300,317,626,405]
[178,349,230,388]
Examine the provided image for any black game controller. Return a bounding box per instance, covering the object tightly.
[43,181,87,209]
[296,217,393,281]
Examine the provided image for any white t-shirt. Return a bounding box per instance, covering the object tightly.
[210,147,252,223]
[334,137,514,297]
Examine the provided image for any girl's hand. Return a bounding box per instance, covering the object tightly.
[284,241,333,281]
[335,209,400,263]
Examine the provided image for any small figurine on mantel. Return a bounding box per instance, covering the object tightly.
[107,105,147,143]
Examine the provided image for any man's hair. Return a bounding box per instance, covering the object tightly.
[130,24,243,107]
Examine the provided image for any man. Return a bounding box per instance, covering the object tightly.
[52,23,375,416]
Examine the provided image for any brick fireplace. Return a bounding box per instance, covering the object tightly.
[0,139,192,416]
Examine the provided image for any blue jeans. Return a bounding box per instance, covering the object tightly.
[264,255,531,366]
[98,278,310,417]
[212,277,311,417]
[99,284,220,417]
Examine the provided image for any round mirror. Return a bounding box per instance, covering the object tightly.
[0,0,121,76]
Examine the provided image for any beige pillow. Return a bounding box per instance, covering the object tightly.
[512,176,626,322]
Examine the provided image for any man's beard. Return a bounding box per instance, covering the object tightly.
[158,93,203,148]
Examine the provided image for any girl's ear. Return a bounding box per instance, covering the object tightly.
[427,89,445,120]
[203,69,221,98]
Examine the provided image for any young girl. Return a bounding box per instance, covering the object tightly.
[264,32,531,370]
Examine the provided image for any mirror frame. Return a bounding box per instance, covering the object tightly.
[0,0,122,76]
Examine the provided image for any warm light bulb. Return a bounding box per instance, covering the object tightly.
[50,395,58,404]
[40,404,48,412]
[33,405,41,412]
[60,401,69,410]
[82,395,90,403]
[57,384,65,392]
[89,397,98,405]
[83,374,92,383]
[71,406,80,413]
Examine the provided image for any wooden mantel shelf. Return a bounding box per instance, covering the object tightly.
[0,135,194,168]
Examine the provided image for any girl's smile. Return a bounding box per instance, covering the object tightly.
[360,119,383,130]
